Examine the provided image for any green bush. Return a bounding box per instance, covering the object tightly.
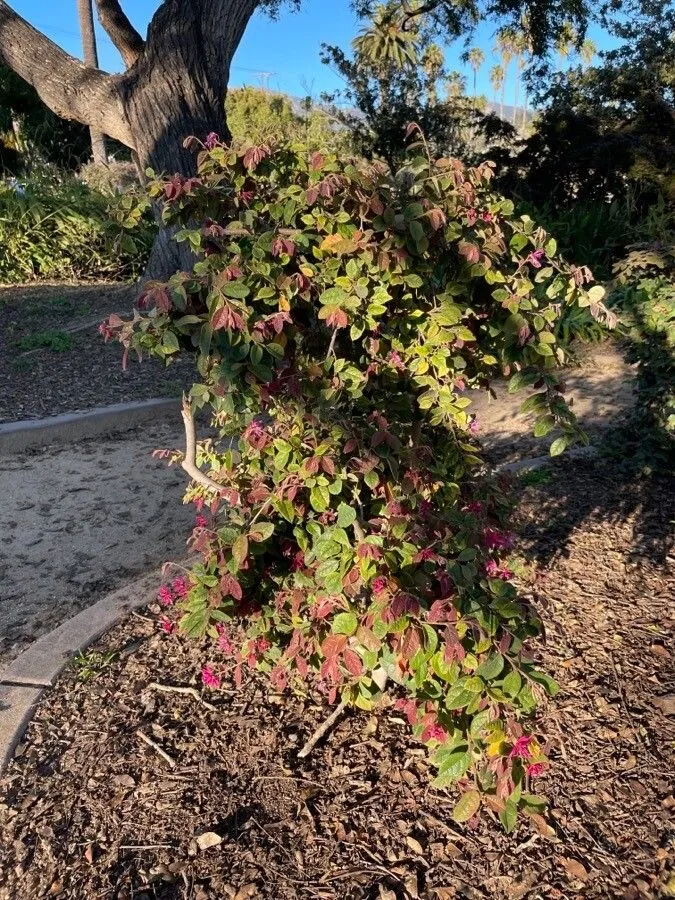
[105,139,611,829]
[610,243,675,446]
[0,170,153,283]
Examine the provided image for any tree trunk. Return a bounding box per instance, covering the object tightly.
[77,0,108,165]
[0,0,260,280]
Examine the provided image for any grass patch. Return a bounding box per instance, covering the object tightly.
[13,329,73,353]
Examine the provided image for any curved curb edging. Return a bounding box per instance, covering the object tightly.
[495,444,599,474]
[0,568,164,772]
[0,398,180,456]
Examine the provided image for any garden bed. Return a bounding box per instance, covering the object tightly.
[0,284,194,423]
[0,458,672,900]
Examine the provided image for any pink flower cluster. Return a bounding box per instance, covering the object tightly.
[483,528,515,551]
[485,559,513,581]
[157,576,190,608]
[371,576,387,594]
[201,665,221,689]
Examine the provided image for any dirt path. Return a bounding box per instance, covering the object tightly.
[0,423,193,665]
[471,343,635,464]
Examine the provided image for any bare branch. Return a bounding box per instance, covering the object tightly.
[95,0,145,68]
[180,400,225,494]
[0,0,133,146]
[297,702,347,759]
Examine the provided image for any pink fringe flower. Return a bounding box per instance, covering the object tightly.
[171,576,189,598]
[201,665,221,689]
[158,585,174,607]
[371,576,387,594]
[510,735,533,759]
[195,514,208,529]
[159,616,174,634]
[527,763,546,778]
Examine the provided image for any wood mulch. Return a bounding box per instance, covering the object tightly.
[0,284,193,422]
[0,460,673,900]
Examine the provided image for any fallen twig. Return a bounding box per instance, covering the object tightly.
[297,701,346,759]
[148,681,218,712]
[180,400,224,493]
[136,729,176,768]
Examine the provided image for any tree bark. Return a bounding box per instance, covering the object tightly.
[77,0,108,165]
[95,0,144,68]
[0,0,261,279]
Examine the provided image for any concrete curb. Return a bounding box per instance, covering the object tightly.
[0,398,180,456]
[0,568,164,771]
[495,445,599,475]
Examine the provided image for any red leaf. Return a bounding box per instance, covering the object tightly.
[343,649,363,677]
[310,151,325,171]
[401,626,422,660]
[322,634,348,659]
[220,574,243,601]
[212,304,245,332]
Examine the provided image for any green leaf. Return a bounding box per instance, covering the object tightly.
[223,281,250,299]
[476,652,505,680]
[319,286,348,305]
[533,415,556,437]
[549,436,568,457]
[336,502,357,528]
[502,670,522,698]
[332,612,358,635]
[499,799,518,833]
[232,534,249,569]
[249,522,274,541]
[433,750,471,785]
[452,790,481,823]
[310,487,329,512]
[587,284,606,302]
[527,669,560,697]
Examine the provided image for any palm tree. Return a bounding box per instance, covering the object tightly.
[489,64,505,117]
[76,0,107,165]
[445,70,466,100]
[422,43,445,105]
[579,38,597,67]
[353,3,418,70]
[464,47,485,106]
[555,22,577,72]
[496,32,513,122]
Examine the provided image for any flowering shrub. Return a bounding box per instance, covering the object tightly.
[105,137,610,830]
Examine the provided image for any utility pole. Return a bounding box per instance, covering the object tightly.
[76,0,108,165]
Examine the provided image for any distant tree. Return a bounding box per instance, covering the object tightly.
[511,0,675,210]
[489,63,505,114]
[352,2,418,68]
[76,0,107,165]
[464,46,485,105]
[322,2,475,167]
[226,85,349,152]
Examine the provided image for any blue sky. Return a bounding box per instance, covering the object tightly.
[10,0,611,106]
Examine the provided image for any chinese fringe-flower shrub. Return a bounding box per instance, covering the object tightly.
[105,137,610,830]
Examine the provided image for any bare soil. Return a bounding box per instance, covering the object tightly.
[0,459,672,900]
[0,284,193,423]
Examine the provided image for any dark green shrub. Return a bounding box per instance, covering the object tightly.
[0,172,153,283]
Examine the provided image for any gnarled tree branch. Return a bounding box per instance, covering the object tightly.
[95,0,145,68]
[180,400,225,494]
[0,0,133,146]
